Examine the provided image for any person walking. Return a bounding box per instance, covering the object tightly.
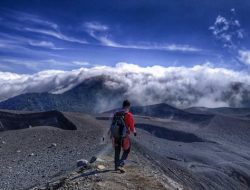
[109,100,136,172]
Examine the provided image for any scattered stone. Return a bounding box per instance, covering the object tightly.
[2,141,6,144]
[48,143,57,148]
[16,150,21,153]
[97,165,105,170]
[29,153,35,156]
[52,143,57,147]
[89,156,97,163]
[96,158,104,162]
[77,159,88,167]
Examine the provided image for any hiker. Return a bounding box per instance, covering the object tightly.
[109,100,136,172]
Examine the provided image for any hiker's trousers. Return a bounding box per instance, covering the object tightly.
[114,136,131,168]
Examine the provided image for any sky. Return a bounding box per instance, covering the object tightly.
[1,0,250,107]
[0,0,250,73]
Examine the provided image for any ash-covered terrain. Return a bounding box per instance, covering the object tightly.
[0,111,106,189]
[1,103,250,189]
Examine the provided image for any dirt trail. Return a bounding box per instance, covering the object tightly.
[31,144,182,190]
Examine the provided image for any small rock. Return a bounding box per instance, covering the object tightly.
[17,150,21,153]
[29,153,35,156]
[52,143,57,147]
[89,156,97,163]
[97,165,105,170]
[48,143,57,148]
[96,158,105,162]
[77,159,88,167]
[2,141,6,144]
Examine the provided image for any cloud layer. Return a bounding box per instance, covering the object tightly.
[0,63,250,108]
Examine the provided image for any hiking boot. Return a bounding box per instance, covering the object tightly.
[118,166,126,173]
[119,160,125,167]
[115,166,126,173]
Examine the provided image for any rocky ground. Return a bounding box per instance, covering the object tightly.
[1,105,250,190]
[31,144,181,190]
[96,110,250,190]
[0,112,105,189]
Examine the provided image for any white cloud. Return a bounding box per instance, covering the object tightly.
[28,40,56,49]
[2,9,58,30]
[84,22,109,31]
[239,50,250,65]
[0,63,250,108]
[0,59,40,71]
[0,58,91,73]
[209,10,244,49]
[20,15,58,30]
[28,40,65,50]
[25,28,88,44]
[72,61,90,66]
[1,9,202,53]
[84,22,202,52]
[0,9,87,46]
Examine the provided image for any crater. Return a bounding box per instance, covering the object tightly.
[136,123,205,143]
[0,110,77,131]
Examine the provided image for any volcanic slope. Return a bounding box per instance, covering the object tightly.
[0,109,181,190]
[1,102,250,190]
[0,110,105,189]
[98,103,250,190]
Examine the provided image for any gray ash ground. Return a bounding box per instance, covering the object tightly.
[1,104,250,190]
[129,115,250,189]
[0,112,105,189]
[30,145,179,190]
[97,105,250,190]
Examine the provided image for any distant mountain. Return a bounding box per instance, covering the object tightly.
[0,76,126,113]
[185,107,250,118]
[104,103,214,124]
[131,103,190,118]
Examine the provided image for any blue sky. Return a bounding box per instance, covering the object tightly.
[0,0,250,73]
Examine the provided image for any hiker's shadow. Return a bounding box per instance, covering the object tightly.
[71,169,113,181]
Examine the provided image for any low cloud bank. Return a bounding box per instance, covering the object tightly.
[0,63,250,108]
